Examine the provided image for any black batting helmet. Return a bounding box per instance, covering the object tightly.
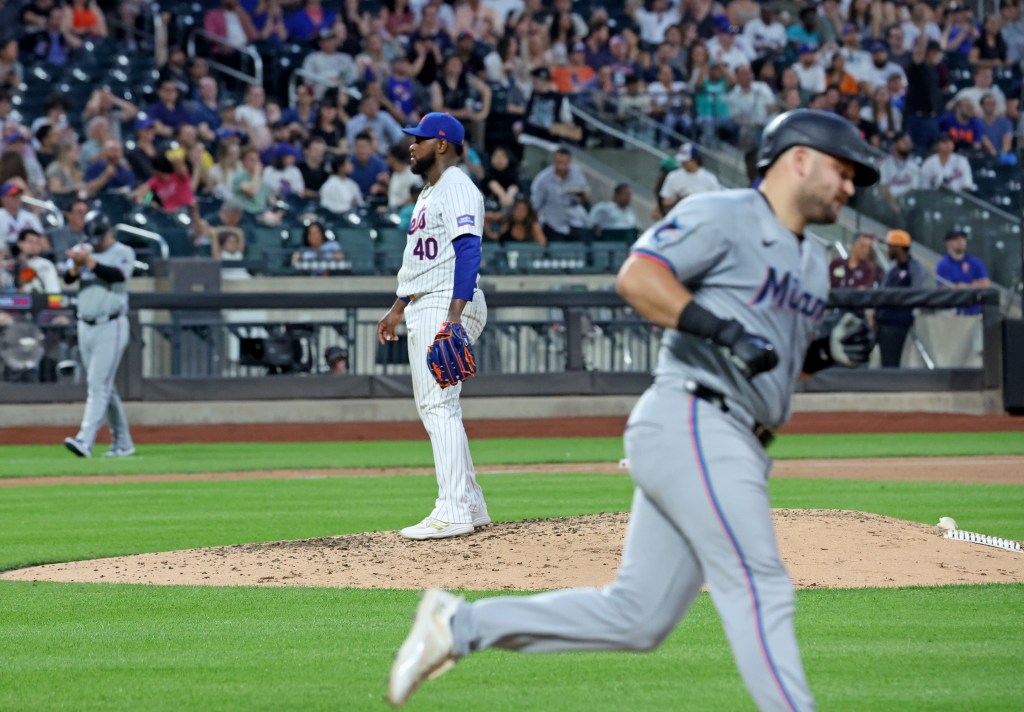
[83,210,112,246]
[757,109,879,186]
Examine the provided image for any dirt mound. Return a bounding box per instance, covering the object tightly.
[3,509,1022,590]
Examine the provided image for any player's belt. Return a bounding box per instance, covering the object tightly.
[80,312,123,326]
[685,380,775,448]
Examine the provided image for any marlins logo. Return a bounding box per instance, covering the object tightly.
[651,218,691,248]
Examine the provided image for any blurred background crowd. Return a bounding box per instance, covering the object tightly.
[0,0,1021,286]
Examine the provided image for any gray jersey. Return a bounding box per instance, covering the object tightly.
[631,189,829,429]
[74,241,135,320]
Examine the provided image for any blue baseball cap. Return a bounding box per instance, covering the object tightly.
[135,115,154,130]
[402,112,465,146]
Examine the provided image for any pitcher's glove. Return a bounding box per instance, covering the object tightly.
[427,321,477,388]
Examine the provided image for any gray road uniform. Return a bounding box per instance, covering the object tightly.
[451,190,826,712]
[66,241,136,453]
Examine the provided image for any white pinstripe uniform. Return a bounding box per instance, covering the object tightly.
[397,165,488,526]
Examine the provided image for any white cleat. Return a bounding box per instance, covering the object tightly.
[400,517,474,540]
[471,506,491,528]
[63,437,91,458]
[104,445,136,457]
[388,589,462,707]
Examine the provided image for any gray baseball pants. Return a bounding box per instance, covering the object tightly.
[451,384,815,712]
[75,316,133,451]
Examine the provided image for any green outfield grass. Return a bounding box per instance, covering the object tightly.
[1,431,1022,478]
[1,433,1022,711]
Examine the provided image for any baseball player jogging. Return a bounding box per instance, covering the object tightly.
[63,211,136,459]
[388,110,878,710]
[376,112,489,540]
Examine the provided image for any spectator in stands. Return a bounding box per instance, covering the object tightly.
[886,25,913,68]
[341,0,371,53]
[647,62,690,145]
[34,125,59,171]
[311,98,346,150]
[707,18,749,73]
[192,77,223,142]
[385,144,421,210]
[744,5,786,58]
[384,54,426,126]
[408,3,451,86]
[20,0,57,34]
[659,143,722,209]
[523,67,583,144]
[4,132,46,196]
[319,152,363,214]
[46,141,85,197]
[904,32,944,151]
[725,63,776,171]
[694,60,736,145]
[208,139,242,199]
[547,0,587,41]
[921,133,976,191]
[530,147,589,242]
[949,66,1008,118]
[124,117,157,183]
[938,98,990,153]
[147,81,193,138]
[261,144,304,198]
[29,94,70,139]
[970,13,1008,67]
[82,87,140,129]
[287,0,336,41]
[194,197,248,247]
[235,84,270,147]
[0,182,44,246]
[587,182,639,236]
[382,0,416,38]
[942,2,979,60]
[346,96,405,156]
[787,6,823,53]
[231,145,274,216]
[935,228,990,315]
[48,197,89,257]
[866,42,907,92]
[13,228,60,294]
[633,0,682,47]
[349,131,389,198]
[291,221,344,269]
[826,53,861,97]
[842,96,880,147]
[583,20,613,70]
[210,226,249,280]
[252,0,289,43]
[0,38,22,91]
[430,55,491,146]
[298,136,330,200]
[863,86,902,145]
[878,131,922,204]
[133,154,195,212]
[302,28,358,100]
[875,229,927,368]
[32,6,81,66]
[978,93,1016,162]
[486,196,546,246]
[829,232,878,289]
[280,84,318,135]
[84,140,135,196]
[793,45,826,95]
[159,46,193,97]
[204,0,257,54]
[1002,0,1024,62]
[551,41,595,94]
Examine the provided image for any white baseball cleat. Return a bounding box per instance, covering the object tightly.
[400,517,474,540]
[104,445,136,457]
[471,505,491,528]
[388,589,462,707]
[63,437,91,458]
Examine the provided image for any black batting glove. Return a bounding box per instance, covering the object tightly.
[716,320,780,379]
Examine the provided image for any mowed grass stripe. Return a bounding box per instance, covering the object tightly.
[0,582,1021,711]
[1,432,1022,478]
[1,475,1021,572]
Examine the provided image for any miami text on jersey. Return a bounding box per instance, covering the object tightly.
[751,266,827,319]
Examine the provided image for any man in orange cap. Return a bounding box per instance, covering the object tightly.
[874,229,928,367]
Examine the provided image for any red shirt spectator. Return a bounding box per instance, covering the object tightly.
[828,233,878,289]
[137,155,195,212]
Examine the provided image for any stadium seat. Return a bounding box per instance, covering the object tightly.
[596,227,639,243]
[589,241,630,273]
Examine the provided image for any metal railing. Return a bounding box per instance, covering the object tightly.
[186,28,264,88]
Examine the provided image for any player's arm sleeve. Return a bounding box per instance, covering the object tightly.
[441,182,485,239]
[91,263,126,282]
[629,202,729,285]
[452,234,481,301]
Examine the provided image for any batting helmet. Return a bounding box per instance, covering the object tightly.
[83,210,112,247]
[756,109,879,186]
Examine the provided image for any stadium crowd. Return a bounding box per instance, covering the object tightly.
[0,0,1020,288]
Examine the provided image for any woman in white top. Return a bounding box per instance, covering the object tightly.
[261,146,305,197]
[921,134,977,192]
[319,153,363,214]
[207,141,244,200]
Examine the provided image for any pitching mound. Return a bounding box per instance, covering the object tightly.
[3,509,1022,590]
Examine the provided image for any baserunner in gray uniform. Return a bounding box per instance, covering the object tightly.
[63,210,136,459]
[387,110,879,711]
